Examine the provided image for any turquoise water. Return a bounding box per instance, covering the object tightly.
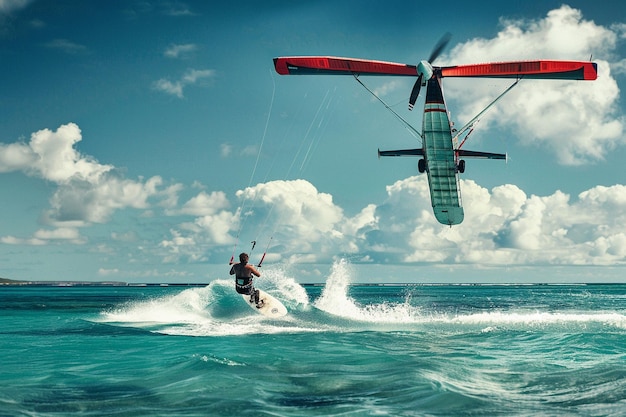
[1,261,626,416]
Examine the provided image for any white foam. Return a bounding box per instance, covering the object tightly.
[314,259,421,323]
[96,260,626,335]
[102,285,213,325]
[97,274,323,336]
[446,310,626,328]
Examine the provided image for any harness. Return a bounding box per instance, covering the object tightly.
[236,276,252,288]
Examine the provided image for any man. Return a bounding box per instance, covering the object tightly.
[230,252,263,308]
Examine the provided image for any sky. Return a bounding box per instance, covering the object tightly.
[1,0,626,283]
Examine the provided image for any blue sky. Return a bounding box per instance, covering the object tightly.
[1,0,625,283]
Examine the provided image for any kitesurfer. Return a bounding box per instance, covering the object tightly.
[230,253,263,308]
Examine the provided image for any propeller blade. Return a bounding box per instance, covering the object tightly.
[408,74,423,110]
[428,32,452,64]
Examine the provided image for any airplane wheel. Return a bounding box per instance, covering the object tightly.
[458,160,465,173]
[418,159,426,173]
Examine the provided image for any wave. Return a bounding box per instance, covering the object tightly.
[96,259,626,336]
[97,268,317,336]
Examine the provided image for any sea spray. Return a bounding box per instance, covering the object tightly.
[103,285,214,325]
[314,258,360,317]
[98,270,320,336]
[257,264,309,308]
[314,259,421,323]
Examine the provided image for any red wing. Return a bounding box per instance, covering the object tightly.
[440,60,597,80]
[274,56,418,76]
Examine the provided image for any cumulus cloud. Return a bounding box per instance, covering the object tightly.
[44,175,165,225]
[176,190,230,216]
[159,179,347,263]
[157,174,626,268]
[0,123,112,181]
[237,180,343,240]
[159,209,237,263]
[438,5,624,165]
[4,123,624,269]
[153,68,215,98]
[369,176,626,267]
[0,123,178,244]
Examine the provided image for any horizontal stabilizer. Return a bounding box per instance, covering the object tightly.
[457,150,506,160]
[274,57,418,76]
[378,148,424,157]
[440,60,597,81]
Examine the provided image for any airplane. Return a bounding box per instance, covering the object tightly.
[273,37,597,226]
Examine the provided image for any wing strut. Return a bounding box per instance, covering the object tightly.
[353,75,423,142]
[453,78,521,147]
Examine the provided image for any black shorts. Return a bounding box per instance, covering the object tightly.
[235,283,254,295]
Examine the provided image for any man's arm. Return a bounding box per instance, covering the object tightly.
[247,264,261,277]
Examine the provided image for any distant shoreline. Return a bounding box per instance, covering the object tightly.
[1,278,622,287]
[0,278,206,287]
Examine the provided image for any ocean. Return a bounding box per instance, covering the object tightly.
[1,260,625,416]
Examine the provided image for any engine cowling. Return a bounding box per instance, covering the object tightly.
[416,60,434,84]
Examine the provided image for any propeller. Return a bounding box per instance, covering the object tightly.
[408,74,423,111]
[428,32,452,63]
[408,32,451,110]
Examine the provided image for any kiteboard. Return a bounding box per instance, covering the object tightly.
[242,289,287,318]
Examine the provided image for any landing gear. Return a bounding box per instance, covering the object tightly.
[457,159,465,174]
[418,158,426,173]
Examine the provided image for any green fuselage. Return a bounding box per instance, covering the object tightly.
[422,77,464,226]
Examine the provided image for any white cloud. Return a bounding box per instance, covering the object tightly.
[3,116,625,270]
[153,78,184,98]
[0,141,36,172]
[368,176,626,267]
[0,124,180,243]
[1,235,46,245]
[0,0,31,14]
[98,268,120,276]
[159,179,347,263]
[159,209,237,262]
[162,3,195,17]
[153,172,626,269]
[613,58,626,76]
[45,175,164,224]
[158,183,185,209]
[33,227,81,241]
[237,179,344,240]
[220,143,257,158]
[439,5,624,165]
[0,123,112,182]
[111,231,138,242]
[164,43,197,58]
[44,39,88,54]
[154,69,215,98]
[1,227,84,245]
[220,143,233,157]
[177,190,230,216]
[372,80,403,98]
